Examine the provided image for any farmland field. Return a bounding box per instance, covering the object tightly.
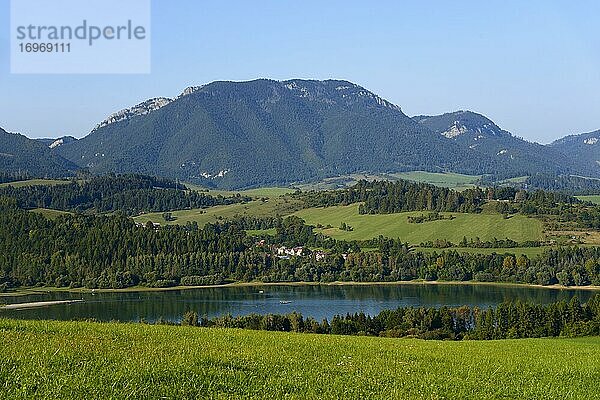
[0,318,599,399]
[294,204,544,243]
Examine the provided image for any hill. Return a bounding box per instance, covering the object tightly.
[35,136,78,149]
[294,204,543,243]
[550,129,600,171]
[414,111,591,179]
[0,127,78,178]
[54,79,599,188]
[1,318,599,399]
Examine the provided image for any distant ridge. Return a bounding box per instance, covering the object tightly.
[12,78,596,188]
[0,128,78,177]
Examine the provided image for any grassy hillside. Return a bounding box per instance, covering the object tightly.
[298,171,481,191]
[294,204,544,243]
[389,171,481,190]
[0,179,71,188]
[578,195,600,205]
[185,183,296,198]
[0,319,598,399]
[134,197,303,226]
[29,208,71,220]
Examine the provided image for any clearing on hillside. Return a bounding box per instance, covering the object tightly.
[294,204,544,243]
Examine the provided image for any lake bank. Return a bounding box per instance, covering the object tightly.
[2,279,599,297]
[0,299,84,310]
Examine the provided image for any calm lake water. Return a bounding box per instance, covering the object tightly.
[0,284,595,323]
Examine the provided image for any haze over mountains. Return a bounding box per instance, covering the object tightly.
[2,79,599,187]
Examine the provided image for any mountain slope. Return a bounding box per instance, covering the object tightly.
[55,80,600,188]
[414,111,596,179]
[0,128,78,177]
[57,79,473,188]
[36,136,78,149]
[550,130,600,170]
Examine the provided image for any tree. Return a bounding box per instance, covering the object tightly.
[181,310,199,326]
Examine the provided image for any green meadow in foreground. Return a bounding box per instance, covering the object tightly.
[0,319,599,399]
[294,204,544,243]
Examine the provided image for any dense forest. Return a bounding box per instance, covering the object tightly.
[297,180,580,215]
[0,174,249,215]
[297,180,487,213]
[2,196,600,291]
[524,174,600,195]
[186,295,600,340]
[0,172,30,184]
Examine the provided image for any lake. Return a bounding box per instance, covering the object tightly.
[0,283,595,323]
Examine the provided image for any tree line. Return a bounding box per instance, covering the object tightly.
[0,172,30,184]
[180,295,600,340]
[0,174,249,215]
[2,198,600,291]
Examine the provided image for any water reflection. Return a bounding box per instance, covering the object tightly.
[0,283,594,323]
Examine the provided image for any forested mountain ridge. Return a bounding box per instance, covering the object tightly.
[550,129,600,171]
[52,79,600,189]
[414,111,594,180]
[0,127,78,177]
[55,79,459,188]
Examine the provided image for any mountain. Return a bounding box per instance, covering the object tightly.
[36,136,78,149]
[54,79,600,188]
[549,130,600,170]
[55,79,474,188]
[0,128,79,177]
[414,111,597,179]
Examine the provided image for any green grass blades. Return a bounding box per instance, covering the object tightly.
[294,204,543,244]
[0,319,599,399]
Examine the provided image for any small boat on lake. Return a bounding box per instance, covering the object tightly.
[279,300,292,304]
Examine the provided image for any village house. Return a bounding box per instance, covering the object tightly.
[276,246,305,257]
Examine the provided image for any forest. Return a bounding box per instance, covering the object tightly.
[2,194,600,291]
[0,174,249,215]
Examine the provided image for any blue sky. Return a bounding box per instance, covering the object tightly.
[0,0,599,143]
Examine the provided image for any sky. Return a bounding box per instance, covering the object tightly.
[0,0,599,143]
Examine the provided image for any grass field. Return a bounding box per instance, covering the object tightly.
[134,197,304,226]
[388,171,482,190]
[294,204,544,243]
[578,195,600,205]
[29,208,71,220]
[0,179,71,188]
[184,183,296,198]
[0,319,599,399]
[298,171,482,191]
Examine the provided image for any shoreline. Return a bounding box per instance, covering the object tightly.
[2,280,599,297]
[0,300,84,310]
